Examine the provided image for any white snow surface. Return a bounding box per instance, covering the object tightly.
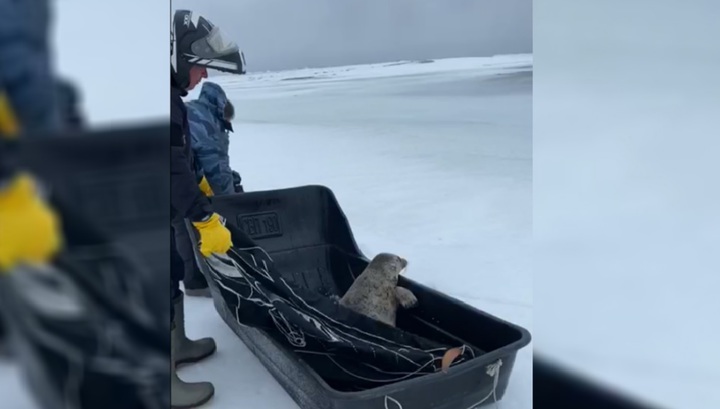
[181,55,532,408]
[0,55,532,408]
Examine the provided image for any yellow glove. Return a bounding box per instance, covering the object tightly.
[0,92,20,138]
[199,176,214,197]
[192,213,232,257]
[0,174,62,272]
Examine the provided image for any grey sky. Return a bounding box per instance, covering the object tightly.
[172,0,531,72]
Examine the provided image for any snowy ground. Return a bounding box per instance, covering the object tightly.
[181,55,532,408]
[0,55,532,408]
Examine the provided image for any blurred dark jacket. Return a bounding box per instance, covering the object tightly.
[171,74,212,222]
[0,0,60,134]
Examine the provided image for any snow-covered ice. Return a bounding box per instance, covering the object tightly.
[181,55,532,408]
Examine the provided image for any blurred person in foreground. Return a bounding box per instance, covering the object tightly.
[0,0,64,356]
[0,0,83,358]
[1,1,168,407]
[0,76,83,357]
[177,81,243,298]
[171,9,246,407]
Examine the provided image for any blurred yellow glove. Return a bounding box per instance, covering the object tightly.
[192,213,232,257]
[0,174,62,272]
[198,176,214,197]
[0,92,20,138]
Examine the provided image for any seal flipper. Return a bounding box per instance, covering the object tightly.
[395,287,418,309]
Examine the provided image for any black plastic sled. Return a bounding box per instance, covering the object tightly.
[189,185,531,409]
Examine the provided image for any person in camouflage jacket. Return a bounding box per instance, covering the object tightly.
[186,81,243,196]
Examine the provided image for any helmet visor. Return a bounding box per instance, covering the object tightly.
[187,16,245,74]
[191,25,239,58]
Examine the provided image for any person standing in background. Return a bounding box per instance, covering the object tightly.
[187,81,243,196]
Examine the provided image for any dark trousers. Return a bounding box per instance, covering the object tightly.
[170,220,209,322]
[170,227,185,302]
[170,224,186,323]
[173,220,207,289]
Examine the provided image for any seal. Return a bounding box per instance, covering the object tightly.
[337,252,418,327]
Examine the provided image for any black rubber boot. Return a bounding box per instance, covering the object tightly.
[171,325,214,408]
[172,293,217,365]
[174,218,211,298]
